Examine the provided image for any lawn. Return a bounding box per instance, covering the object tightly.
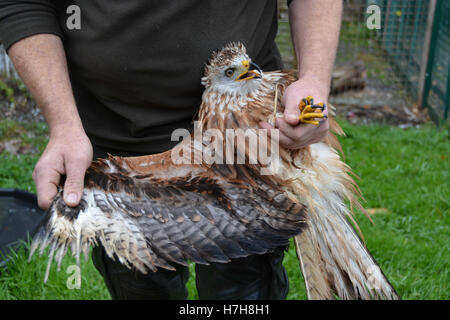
[0,119,448,300]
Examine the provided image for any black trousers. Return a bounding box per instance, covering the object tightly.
[91,145,289,300]
[92,245,289,300]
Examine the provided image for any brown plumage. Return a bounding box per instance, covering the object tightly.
[30,42,399,300]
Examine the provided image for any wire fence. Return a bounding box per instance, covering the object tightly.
[0,45,18,80]
[276,0,449,122]
[425,0,449,122]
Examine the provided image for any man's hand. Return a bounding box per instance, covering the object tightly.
[261,0,342,149]
[33,127,93,210]
[259,76,330,149]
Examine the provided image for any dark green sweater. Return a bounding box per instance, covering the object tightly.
[0,0,284,153]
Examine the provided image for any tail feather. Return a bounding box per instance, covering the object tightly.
[294,200,399,300]
[294,228,334,299]
[290,125,399,300]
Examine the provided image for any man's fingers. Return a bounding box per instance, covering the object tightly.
[278,133,297,147]
[63,158,89,207]
[275,117,308,141]
[258,121,273,131]
[275,117,330,149]
[259,122,296,147]
[33,165,60,210]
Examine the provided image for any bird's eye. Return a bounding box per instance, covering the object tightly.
[224,68,235,77]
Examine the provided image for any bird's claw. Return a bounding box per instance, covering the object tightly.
[298,96,327,125]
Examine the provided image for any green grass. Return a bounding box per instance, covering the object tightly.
[0,119,448,299]
[337,121,449,299]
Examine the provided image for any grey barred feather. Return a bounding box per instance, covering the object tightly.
[30,158,307,280]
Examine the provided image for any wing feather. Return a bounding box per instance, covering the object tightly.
[30,155,306,281]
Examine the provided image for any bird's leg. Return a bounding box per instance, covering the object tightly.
[298,96,327,125]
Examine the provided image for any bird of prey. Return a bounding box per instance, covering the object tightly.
[29,42,399,300]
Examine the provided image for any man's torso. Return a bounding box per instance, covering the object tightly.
[56,0,283,153]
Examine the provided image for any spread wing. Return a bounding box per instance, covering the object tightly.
[30,153,306,282]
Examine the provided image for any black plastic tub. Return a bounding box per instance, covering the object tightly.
[0,188,45,266]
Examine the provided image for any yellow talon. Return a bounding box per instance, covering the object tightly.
[301,113,325,119]
[299,119,320,125]
[298,96,327,126]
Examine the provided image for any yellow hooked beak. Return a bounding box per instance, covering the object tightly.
[236,60,262,81]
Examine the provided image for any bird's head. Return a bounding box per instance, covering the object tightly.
[201,42,263,96]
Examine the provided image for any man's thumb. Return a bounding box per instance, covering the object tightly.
[282,93,300,126]
[63,162,87,207]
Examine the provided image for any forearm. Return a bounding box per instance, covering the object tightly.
[289,0,342,92]
[8,34,92,209]
[8,34,84,135]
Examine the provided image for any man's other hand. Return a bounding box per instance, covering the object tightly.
[259,76,330,149]
[33,128,93,210]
